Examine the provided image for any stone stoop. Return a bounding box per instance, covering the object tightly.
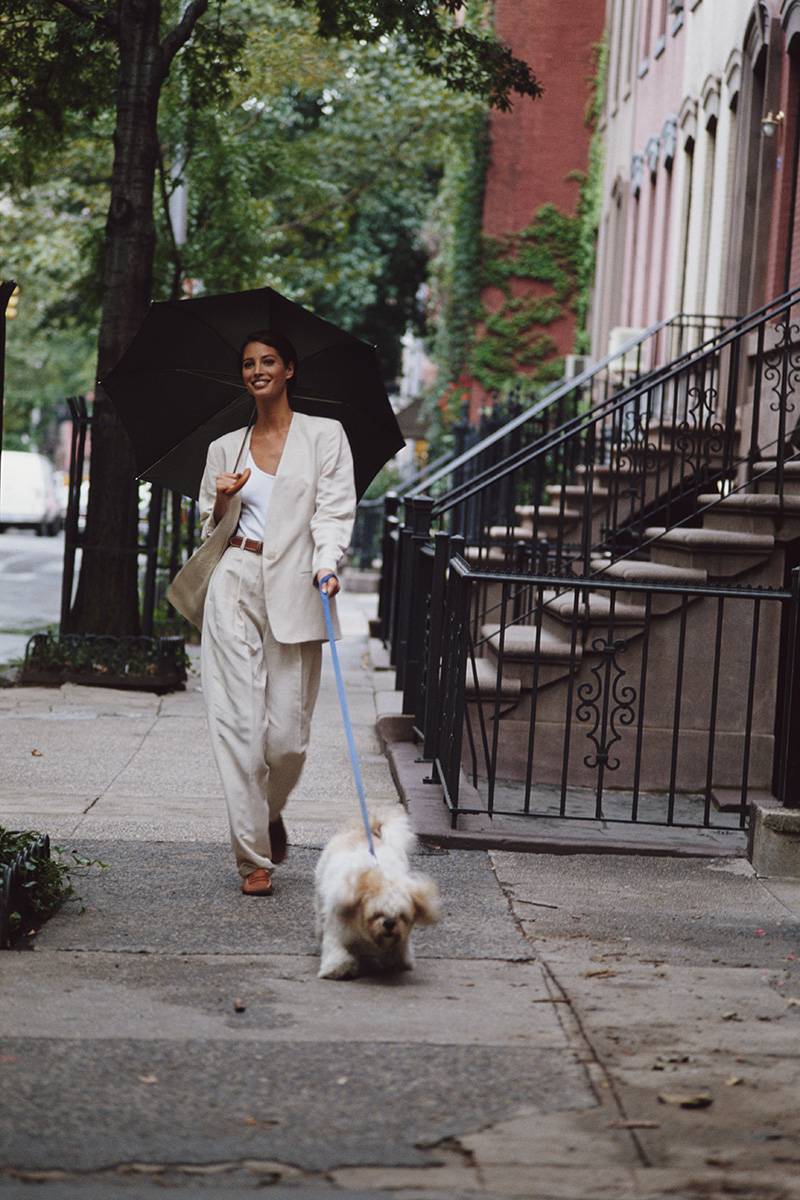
[749,799,800,878]
[457,445,800,852]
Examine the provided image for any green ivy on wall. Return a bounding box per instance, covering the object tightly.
[423,14,605,450]
[574,37,607,354]
[469,202,582,393]
[422,99,489,449]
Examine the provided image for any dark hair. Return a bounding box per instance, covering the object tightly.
[239,330,298,394]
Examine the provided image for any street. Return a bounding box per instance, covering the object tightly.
[0,530,69,668]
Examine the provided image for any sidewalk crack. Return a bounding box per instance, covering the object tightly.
[488,853,652,1169]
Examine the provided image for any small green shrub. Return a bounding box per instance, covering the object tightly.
[0,827,106,940]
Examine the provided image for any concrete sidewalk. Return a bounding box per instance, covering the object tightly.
[1,591,800,1199]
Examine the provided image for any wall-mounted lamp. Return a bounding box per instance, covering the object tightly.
[761,110,785,137]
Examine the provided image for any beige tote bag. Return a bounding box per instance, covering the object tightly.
[167,424,250,631]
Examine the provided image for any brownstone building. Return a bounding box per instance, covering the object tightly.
[467,0,605,419]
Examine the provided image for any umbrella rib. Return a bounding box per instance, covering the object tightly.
[137,390,254,480]
[291,393,343,406]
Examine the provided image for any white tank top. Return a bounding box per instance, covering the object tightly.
[236,451,275,542]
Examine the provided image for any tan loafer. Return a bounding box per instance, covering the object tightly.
[241,868,273,896]
[269,817,288,865]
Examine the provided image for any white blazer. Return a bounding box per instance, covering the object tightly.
[169,412,356,643]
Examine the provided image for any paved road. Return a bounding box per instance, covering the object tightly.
[0,531,71,666]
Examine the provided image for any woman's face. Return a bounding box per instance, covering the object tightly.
[241,341,295,404]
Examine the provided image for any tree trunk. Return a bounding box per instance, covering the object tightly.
[67,0,163,635]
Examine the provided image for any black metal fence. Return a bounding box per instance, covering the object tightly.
[430,287,800,579]
[0,833,50,948]
[62,396,198,636]
[429,557,799,830]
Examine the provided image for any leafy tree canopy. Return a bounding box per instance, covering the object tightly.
[1,0,536,439]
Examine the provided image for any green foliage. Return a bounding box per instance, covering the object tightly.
[574,37,607,354]
[297,0,542,111]
[23,633,189,682]
[0,826,106,938]
[468,203,581,393]
[162,17,461,379]
[1,1,488,430]
[426,105,489,385]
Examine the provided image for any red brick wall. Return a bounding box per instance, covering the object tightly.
[470,0,605,416]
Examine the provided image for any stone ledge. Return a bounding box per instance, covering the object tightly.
[749,799,800,878]
[386,739,746,858]
[375,689,414,750]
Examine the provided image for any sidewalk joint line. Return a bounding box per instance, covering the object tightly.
[488,852,652,1170]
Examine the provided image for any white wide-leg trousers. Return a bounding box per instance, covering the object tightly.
[201,547,322,877]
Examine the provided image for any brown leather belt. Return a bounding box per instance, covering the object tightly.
[228,535,263,554]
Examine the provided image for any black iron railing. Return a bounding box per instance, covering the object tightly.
[0,833,50,948]
[432,286,800,576]
[431,557,800,830]
[63,396,198,636]
[409,314,730,507]
[382,313,736,659]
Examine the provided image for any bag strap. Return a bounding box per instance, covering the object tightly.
[231,408,256,472]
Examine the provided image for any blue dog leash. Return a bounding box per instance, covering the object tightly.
[319,575,377,858]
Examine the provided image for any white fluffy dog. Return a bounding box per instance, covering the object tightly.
[314,808,440,980]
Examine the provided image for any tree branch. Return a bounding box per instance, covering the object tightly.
[51,0,117,36]
[161,0,209,77]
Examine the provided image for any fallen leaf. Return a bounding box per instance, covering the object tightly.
[657,1091,713,1109]
[652,1053,690,1070]
[608,1119,661,1130]
[138,1074,158,1085]
[722,1011,741,1021]
[585,968,617,978]
[233,998,246,1013]
[725,1076,743,1086]
[31,749,42,757]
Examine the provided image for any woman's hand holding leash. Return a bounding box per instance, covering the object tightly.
[213,469,251,523]
[316,570,340,597]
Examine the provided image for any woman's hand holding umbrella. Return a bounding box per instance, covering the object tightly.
[213,468,251,524]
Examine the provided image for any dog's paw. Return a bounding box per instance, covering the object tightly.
[318,954,359,980]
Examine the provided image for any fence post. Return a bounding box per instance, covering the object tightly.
[440,559,470,823]
[141,484,164,637]
[0,281,17,482]
[777,566,800,808]
[395,494,433,701]
[378,491,400,641]
[420,530,452,760]
[60,395,90,633]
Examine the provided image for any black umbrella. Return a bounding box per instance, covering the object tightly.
[101,286,405,500]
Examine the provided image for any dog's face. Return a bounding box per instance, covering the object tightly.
[340,868,439,955]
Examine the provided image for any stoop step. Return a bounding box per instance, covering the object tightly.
[479,623,579,662]
[465,656,522,700]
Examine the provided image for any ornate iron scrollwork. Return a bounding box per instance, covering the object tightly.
[674,382,724,475]
[575,636,637,771]
[764,315,800,419]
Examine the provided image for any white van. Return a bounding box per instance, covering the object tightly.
[0,450,62,536]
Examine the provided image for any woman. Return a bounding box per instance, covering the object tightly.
[197,331,356,896]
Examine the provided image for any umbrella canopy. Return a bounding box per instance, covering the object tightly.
[101,286,405,500]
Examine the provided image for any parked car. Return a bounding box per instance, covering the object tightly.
[0,450,62,536]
